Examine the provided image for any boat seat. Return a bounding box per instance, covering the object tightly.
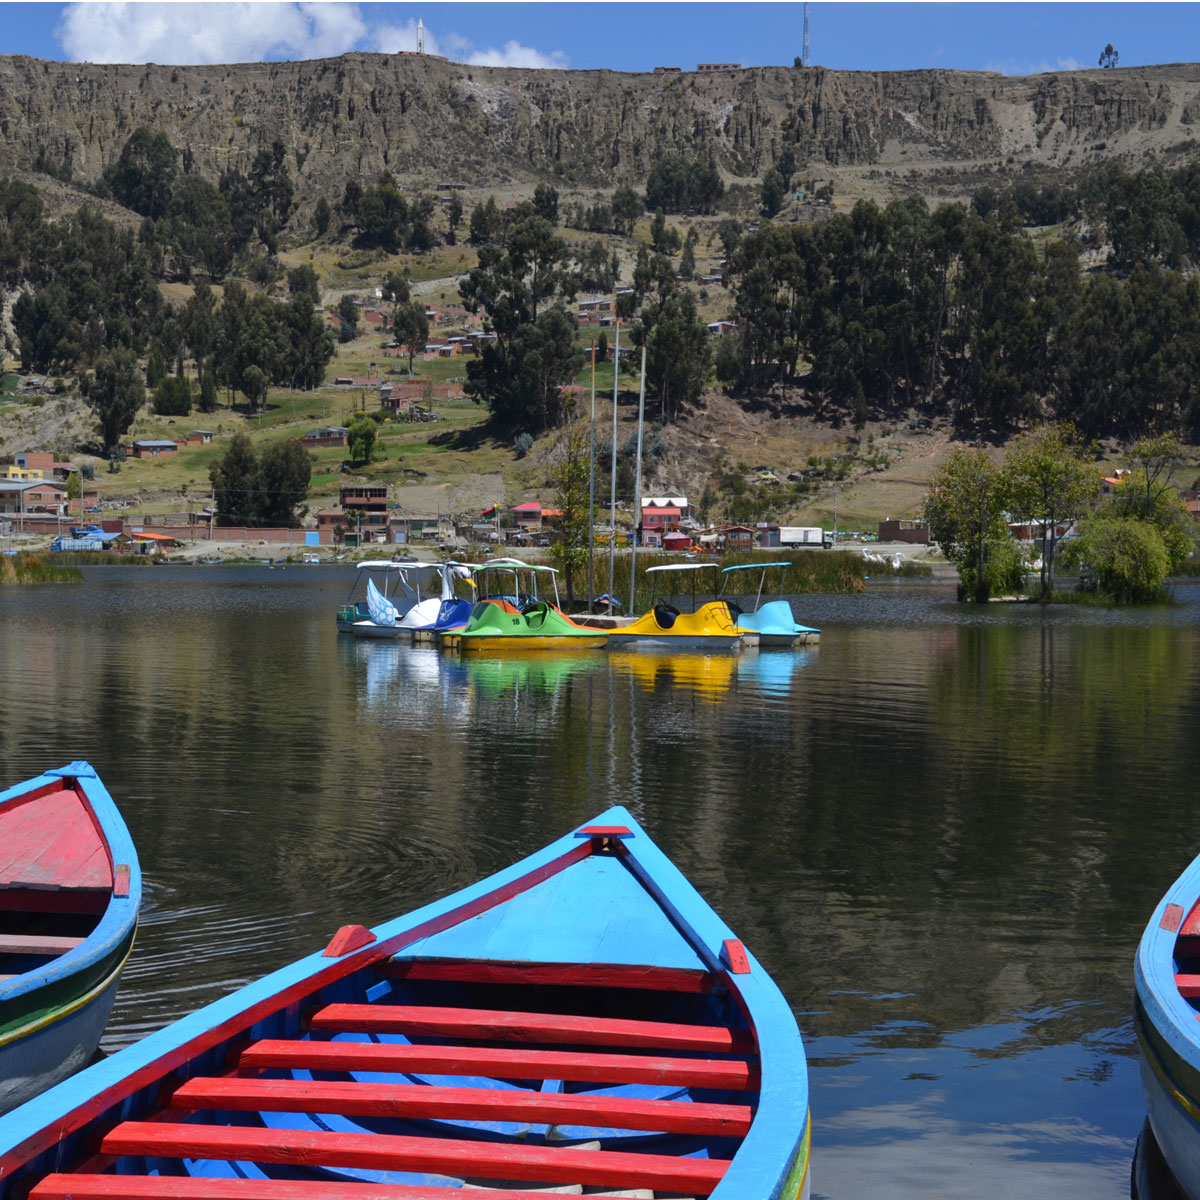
[236,1038,759,1091]
[305,1002,755,1054]
[653,604,679,630]
[93,1121,730,1195]
[0,933,84,957]
[0,885,109,915]
[168,1076,753,1138]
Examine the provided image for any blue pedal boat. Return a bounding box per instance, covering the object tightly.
[0,762,140,1115]
[0,807,810,1200]
[1135,850,1200,1200]
[719,564,821,648]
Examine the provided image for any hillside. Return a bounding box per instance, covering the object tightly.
[5,54,1200,219]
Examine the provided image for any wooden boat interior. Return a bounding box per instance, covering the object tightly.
[0,780,115,983]
[6,833,763,1200]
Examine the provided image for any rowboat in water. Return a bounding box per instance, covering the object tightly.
[0,762,140,1115]
[719,563,821,648]
[1136,850,1200,1200]
[0,807,810,1200]
[605,564,747,651]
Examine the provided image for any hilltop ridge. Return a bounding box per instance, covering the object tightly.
[4,54,1200,216]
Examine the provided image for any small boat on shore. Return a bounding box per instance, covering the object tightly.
[1135,849,1200,1200]
[720,562,821,647]
[0,807,809,1199]
[0,762,140,1115]
[449,560,607,652]
[606,562,747,651]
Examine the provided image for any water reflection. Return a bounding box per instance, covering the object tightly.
[0,573,1197,1197]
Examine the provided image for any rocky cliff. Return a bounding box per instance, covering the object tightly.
[2,53,1199,213]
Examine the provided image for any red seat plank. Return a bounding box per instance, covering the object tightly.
[0,934,83,957]
[1176,974,1200,998]
[383,959,713,993]
[0,886,109,915]
[98,1122,729,1195]
[169,1075,754,1138]
[238,1039,758,1091]
[32,1177,612,1200]
[308,1003,755,1055]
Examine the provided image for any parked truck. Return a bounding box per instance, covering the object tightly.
[778,526,833,549]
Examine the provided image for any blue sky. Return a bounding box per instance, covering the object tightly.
[0,3,1194,74]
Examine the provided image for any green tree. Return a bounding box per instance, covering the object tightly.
[258,440,312,526]
[153,374,192,416]
[209,431,260,526]
[287,265,321,307]
[241,364,267,410]
[611,185,642,236]
[469,196,501,245]
[1071,515,1168,602]
[999,423,1097,598]
[85,348,145,453]
[337,295,359,342]
[1099,43,1119,68]
[105,128,177,219]
[347,418,377,464]
[446,194,464,243]
[197,360,218,414]
[923,446,1010,602]
[312,196,332,236]
[760,169,787,217]
[547,426,590,605]
[650,208,681,255]
[392,300,430,376]
[533,183,559,225]
[641,289,711,422]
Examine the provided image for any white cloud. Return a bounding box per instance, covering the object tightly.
[985,56,1088,76]
[56,2,367,65]
[1056,56,1084,71]
[466,40,568,70]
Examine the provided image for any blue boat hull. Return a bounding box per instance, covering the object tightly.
[1135,848,1200,1200]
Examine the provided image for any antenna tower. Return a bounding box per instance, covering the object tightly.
[803,3,810,67]
[416,17,425,55]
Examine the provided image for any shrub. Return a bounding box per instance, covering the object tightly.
[1069,516,1170,603]
[514,432,534,458]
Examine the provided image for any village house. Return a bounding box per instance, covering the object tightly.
[0,478,68,514]
[129,440,179,459]
[302,426,349,448]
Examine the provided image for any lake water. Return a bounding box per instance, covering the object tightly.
[2,566,1198,1198]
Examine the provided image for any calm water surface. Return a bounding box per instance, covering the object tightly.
[2,566,1199,1198]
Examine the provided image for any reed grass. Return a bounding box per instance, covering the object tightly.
[574,550,866,611]
[0,553,83,584]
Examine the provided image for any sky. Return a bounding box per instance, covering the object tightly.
[0,3,1197,75]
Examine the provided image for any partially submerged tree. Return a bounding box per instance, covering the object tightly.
[924,446,1011,602]
[999,423,1097,599]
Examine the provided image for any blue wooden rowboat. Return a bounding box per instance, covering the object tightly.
[0,762,140,1115]
[0,806,810,1200]
[1135,850,1200,1200]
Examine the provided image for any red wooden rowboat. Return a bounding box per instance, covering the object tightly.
[0,808,809,1199]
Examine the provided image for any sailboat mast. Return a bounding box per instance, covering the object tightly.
[607,321,620,613]
[587,340,596,613]
[628,342,647,613]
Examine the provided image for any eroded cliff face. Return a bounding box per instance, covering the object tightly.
[2,53,1199,209]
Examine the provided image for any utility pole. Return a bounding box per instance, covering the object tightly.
[587,341,596,612]
[628,343,646,614]
[607,321,620,613]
